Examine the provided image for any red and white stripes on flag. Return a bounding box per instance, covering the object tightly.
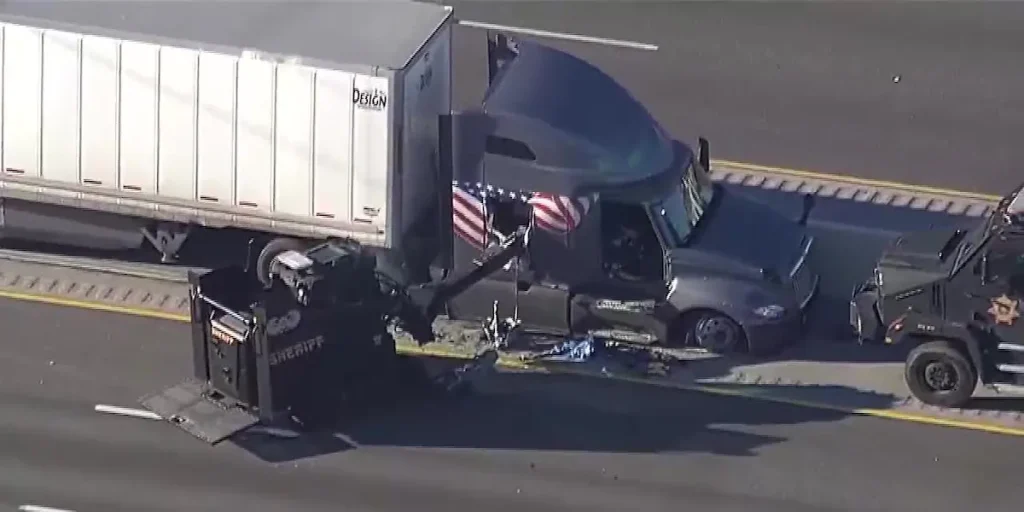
[452,183,489,249]
[527,193,592,234]
[451,182,594,250]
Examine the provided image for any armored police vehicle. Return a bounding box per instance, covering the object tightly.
[851,183,1024,407]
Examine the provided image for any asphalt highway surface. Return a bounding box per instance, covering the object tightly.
[1,297,1021,512]
[448,1,1024,195]
[3,1,1017,195]
[0,2,1021,510]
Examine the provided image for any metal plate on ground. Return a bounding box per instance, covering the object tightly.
[140,378,259,444]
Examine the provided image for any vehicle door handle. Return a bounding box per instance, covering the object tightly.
[965,292,984,299]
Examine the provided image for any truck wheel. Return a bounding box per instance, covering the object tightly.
[905,340,977,408]
[681,310,748,354]
[256,237,308,288]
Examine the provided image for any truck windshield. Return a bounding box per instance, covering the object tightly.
[650,159,716,246]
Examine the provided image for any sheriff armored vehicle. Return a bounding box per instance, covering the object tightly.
[851,183,1024,408]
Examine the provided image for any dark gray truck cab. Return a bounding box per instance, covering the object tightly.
[440,36,819,356]
[851,183,1024,407]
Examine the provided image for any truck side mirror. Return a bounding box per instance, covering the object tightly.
[487,32,519,85]
[698,137,710,172]
[799,193,815,226]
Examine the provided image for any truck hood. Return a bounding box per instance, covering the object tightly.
[878,227,965,272]
[875,228,960,298]
[686,187,807,277]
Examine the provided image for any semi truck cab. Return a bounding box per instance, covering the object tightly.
[442,35,819,356]
[851,182,1024,407]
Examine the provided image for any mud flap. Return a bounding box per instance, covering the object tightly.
[140,378,260,444]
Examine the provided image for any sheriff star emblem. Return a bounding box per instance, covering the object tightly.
[988,294,1021,325]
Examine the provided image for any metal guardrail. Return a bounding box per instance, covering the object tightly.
[709,161,997,218]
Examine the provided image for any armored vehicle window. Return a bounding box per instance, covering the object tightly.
[600,201,663,282]
[486,136,536,161]
[985,244,1024,289]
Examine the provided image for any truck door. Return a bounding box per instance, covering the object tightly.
[446,183,570,333]
[570,200,672,344]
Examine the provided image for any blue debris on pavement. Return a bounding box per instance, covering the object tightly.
[517,335,682,378]
[520,335,597,363]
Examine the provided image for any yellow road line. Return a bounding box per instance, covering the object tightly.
[0,288,190,322]
[4,288,1023,438]
[712,159,1002,202]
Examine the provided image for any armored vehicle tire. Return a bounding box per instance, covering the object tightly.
[905,340,977,408]
[680,310,748,354]
[256,237,309,288]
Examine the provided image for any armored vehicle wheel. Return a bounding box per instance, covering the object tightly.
[905,340,977,408]
[681,310,748,354]
[256,237,308,287]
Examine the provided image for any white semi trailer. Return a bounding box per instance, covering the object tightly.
[0,2,452,281]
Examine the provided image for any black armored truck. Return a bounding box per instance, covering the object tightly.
[851,183,1024,408]
[142,227,529,443]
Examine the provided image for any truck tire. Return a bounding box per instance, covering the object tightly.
[256,237,308,288]
[905,339,977,408]
[680,310,748,354]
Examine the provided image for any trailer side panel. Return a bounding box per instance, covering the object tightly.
[0,21,396,247]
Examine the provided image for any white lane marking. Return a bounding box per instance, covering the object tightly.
[248,425,300,438]
[457,19,659,51]
[19,505,77,512]
[94,404,162,421]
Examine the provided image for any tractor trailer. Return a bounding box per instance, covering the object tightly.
[0,2,819,354]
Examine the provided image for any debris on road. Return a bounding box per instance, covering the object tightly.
[519,335,597,363]
[430,349,501,395]
[514,334,683,378]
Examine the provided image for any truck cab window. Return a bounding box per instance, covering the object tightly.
[488,195,532,240]
[600,201,663,282]
[485,136,536,161]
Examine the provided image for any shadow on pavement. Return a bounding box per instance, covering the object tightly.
[0,228,247,272]
[235,355,895,463]
[968,396,1024,411]
[728,184,972,235]
[350,365,897,454]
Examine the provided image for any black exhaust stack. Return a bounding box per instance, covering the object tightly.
[799,193,816,226]
[487,32,520,85]
[698,137,710,172]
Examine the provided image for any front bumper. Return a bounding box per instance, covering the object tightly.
[746,270,820,355]
[746,310,806,355]
[849,280,885,343]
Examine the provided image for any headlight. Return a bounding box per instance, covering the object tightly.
[753,304,786,319]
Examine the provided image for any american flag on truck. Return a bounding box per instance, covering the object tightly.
[451,181,594,250]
